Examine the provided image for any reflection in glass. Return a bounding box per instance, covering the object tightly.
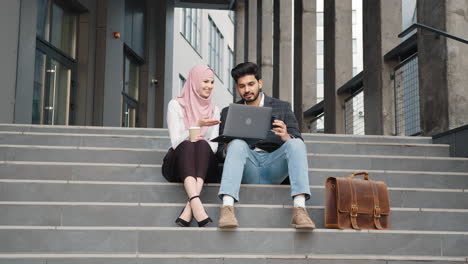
[122,102,137,128]
[50,59,71,125]
[32,51,71,125]
[123,57,140,100]
[32,51,47,124]
[50,3,77,58]
[122,54,140,127]
[36,0,49,39]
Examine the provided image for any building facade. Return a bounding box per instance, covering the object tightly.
[1,0,467,141]
[171,7,235,112]
[0,0,234,129]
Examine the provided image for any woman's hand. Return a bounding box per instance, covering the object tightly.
[196,116,221,127]
[193,135,204,142]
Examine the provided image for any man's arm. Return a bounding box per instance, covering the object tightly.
[284,102,303,140]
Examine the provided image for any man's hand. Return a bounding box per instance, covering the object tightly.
[272,120,292,142]
[196,116,221,127]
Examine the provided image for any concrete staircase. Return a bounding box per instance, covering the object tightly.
[0,123,467,264]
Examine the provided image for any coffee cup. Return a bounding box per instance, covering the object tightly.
[189,127,201,142]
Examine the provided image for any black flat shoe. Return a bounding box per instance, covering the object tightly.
[189,195,213,227]
[175,207,191,227]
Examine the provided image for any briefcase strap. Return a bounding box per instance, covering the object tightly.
[348,180,361,230]
[370,181,384,230]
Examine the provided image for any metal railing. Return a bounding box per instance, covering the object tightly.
[308,113,324,133]
[344,89,365,135]
[399,23,468,45]
[393,53,421,136]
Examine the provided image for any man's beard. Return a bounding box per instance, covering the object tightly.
[243,89,261,102]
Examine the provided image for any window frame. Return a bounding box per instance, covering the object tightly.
[208,16,224,80]
[181,8,201,54]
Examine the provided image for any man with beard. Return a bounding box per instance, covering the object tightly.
[217,62,315,229]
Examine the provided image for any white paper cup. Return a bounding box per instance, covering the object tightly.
[189,127,201,142]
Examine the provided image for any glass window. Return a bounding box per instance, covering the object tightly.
[208,17,224,78]
[36,0,77,58]
[181,8,200,52]
[36,0,49,40]
[227,47,234,94]
[122,52,141,127]
[317,68,324,84]
[124,0,146,57]
[317,40,324,55]
[34,0,77,126]
[352,10,357,25]
[352,38,357,54]
[317,12,323,27]
[32,49,72,125]
[228,10,235,23]
[32,50,47,124]
[50,3,77,58]
[123,56,140,100]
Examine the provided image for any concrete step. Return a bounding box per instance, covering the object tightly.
[0,227,466,257]
[0,124,433,144]
[0,256,466,264]
[1,181,467,209]
[2,162,468,189]
[1,146,467,172]
[1,204,468,231]
[0,124,169,136]
[0,133,449,157]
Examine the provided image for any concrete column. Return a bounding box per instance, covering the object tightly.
[13,0,37,124]
[247,0,257,63]
[278,0,293,103]
[235,0,246,65]
[418,0,468,135]
[0,0,21,123]
[75,0,97,126]
[233,0,246,102]
[272,0,280,98]
[445,1,468,130]
[294,0,303,127]
[93,0,108,126]
[260,0,274,96]
[301,0,317,131]
[101,0,125,127]
[417,0,448,135]
[323,0,353,134]
[157,0,174,128]
[140,0,158,128]
[362,0,401,135]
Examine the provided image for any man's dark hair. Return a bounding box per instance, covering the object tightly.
[231,62,261,83]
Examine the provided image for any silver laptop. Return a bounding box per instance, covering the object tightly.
[211,104,272,143]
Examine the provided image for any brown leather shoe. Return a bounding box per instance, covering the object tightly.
[291,207,316,229]
[218,206,239,228]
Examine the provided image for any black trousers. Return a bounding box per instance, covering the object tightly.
[162,140,219,182]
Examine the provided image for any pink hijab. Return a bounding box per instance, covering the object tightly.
[176,65,215,135]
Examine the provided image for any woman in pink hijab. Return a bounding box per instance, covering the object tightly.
[163,65,221,227]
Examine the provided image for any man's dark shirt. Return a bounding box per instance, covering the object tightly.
[217,94,303,160]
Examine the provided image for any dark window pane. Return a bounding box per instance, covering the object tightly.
[124,0,145,57]
[36,0,49,39]
[50,3,77,58]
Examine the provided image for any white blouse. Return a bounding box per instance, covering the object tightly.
[167,99,220,153]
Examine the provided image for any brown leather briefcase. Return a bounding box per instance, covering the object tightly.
[325,172,390,230]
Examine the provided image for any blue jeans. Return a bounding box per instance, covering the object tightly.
[218,138,311,202]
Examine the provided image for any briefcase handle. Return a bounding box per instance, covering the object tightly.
[347,171,369,180]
